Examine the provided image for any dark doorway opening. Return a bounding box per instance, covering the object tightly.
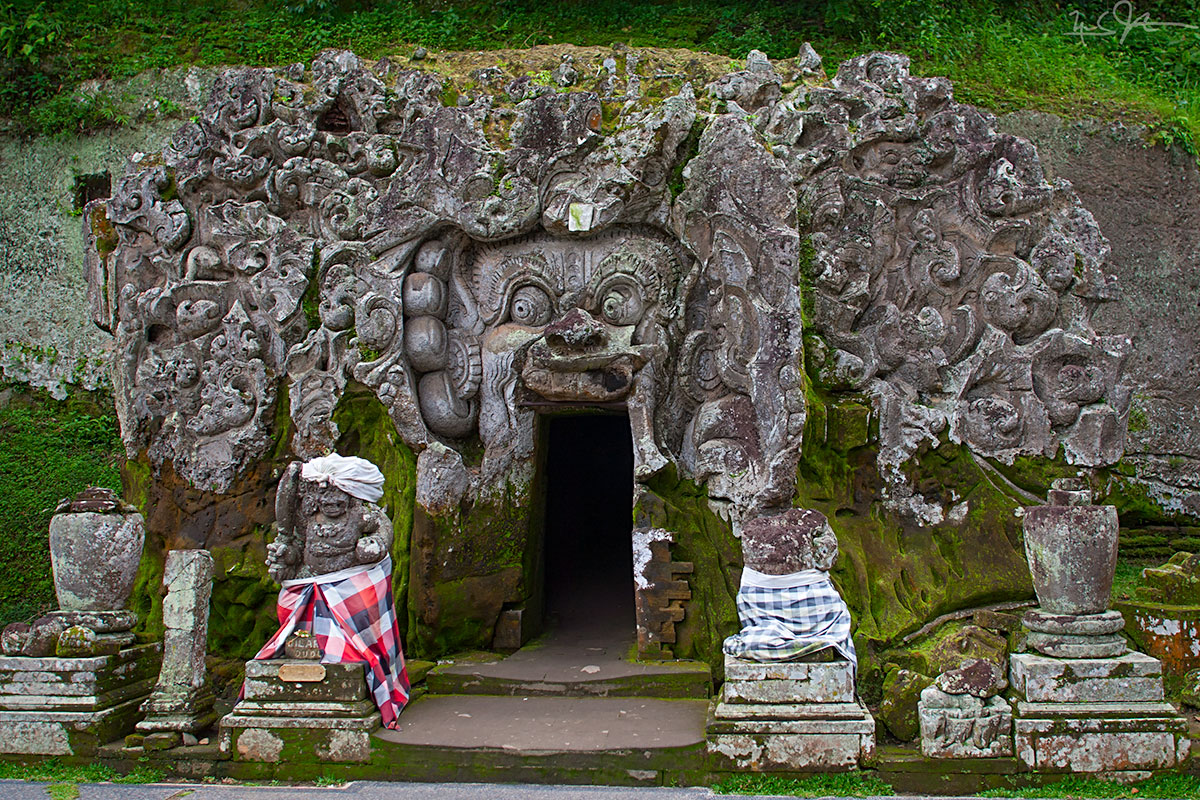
[542,413,635,638]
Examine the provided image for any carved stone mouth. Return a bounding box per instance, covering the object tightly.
[521,356,635,402]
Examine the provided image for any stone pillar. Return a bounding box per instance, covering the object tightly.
[706,509,875,770]
[1009,479,1189,774]
[133,549,216,749]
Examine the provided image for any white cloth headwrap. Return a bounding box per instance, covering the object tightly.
[301,454,385,504]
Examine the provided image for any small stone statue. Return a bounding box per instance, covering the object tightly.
[724,508,855,664]
[266,455,392,582]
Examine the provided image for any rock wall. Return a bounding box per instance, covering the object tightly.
[0,67,214,397]
[3,44,1198,673]
[999,112,1200,536]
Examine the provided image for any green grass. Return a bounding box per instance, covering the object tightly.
[980,773,1200,798]
[1112,556,1157,602]
[0,387,124,629]
[0,0,1197,150]
[711,771,893,797]
[0,759,163,784]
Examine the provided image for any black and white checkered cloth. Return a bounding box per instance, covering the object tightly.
[723,568,857,668]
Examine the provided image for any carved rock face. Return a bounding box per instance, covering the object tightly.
[87,47,1128,534]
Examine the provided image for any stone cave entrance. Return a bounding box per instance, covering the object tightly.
[540,413,636,644]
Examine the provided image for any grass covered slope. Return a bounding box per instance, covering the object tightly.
[0,0,1197,150]
[0,387,123,628]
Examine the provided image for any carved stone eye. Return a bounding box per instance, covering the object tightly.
[599,280,643,326]
[510,285,552,327]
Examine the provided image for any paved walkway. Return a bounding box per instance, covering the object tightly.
[0,782,997,800]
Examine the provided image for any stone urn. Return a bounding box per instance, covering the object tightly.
[1022,478,1125,658]
[49,487,145,612]
[1023,478,1118,615]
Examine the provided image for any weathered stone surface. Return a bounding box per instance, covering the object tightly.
[879,667,933,742]
[0,644,160,755]
[919,685,1013,758]
[710,652,873,768]
[1010,652,1163,704]
[1136,551,1200,605]
[86,46,1133,671]
[49,493,145,612]
[242,660,367,703]
[1116,600,1200,675]
[137,549,216,737]
[934,658,1006,699]
[998,111,1200,527]
[1025,630,1127,659]
[1024,501,1119,617]
[739,509,838,575]
[1013,702,1189,772]
[55,625,118,658]
[221,656,378,763]
[928,624,1008,674]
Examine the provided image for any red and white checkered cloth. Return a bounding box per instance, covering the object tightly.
[251,556,410,728]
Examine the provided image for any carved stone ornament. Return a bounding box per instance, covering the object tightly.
[87,47,1129,528]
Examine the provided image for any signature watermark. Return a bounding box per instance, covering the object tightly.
[1069,0,1199,44]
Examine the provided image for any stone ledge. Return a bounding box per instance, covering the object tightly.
[723,654,854,683]
[0,643,160,673]
[1010,652,1164,703]
[228,699,378,719]
[1016,701,1185,722]
[712,701,868,721]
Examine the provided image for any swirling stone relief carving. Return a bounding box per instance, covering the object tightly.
[88,46,1128,531]
[765,51,1129,497]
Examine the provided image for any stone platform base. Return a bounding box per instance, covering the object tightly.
[0,643,161,755]
[1014,701,1189,772]
[218,659,380,764]
[1009,650,1188,772]
[706,655,874,770]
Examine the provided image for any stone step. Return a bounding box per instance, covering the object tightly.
[372,694,708,783]
[427,654,712,699]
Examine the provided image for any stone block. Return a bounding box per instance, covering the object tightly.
[242,660,368,703]
[1116,601,1200,675]
[1014,702,1189,772]
[707,696,876,770]
[919,686,1013,758]
[1010,652,1164,703]
[219,712,381,763]
[0,694,148,756]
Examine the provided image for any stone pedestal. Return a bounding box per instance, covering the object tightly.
[0,644,161,755]
[1010,651,1189,772]
[135,550,216,746]
[919,687,1013,758]
[707,655,875,770]
[219,659,380,763]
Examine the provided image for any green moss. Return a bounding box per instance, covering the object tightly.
[300,269,321,332]
[207,542,278,661]
[668,119,704,199]
[0,387,123,628]
[331,383,417,642]
[794,380,1033,699]
[713,771,894,797]
[635,464,742,678]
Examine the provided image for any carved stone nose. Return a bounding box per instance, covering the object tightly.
[543,308,606,351]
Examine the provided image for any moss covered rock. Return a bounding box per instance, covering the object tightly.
[879,667,933,742]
